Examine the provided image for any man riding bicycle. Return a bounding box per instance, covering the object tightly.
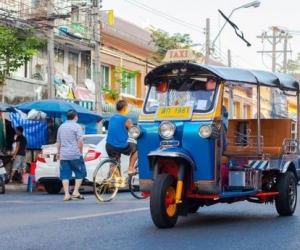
[106,100,138,175]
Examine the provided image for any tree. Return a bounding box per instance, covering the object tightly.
[0,25,47,85]
[148,28,202,63]
[102,66,140,101]
[286,54,300,74]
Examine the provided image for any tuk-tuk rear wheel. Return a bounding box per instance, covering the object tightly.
[275,171,297,216]
[150,174,178,228]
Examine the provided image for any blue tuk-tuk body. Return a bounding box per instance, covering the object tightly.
[130,49,299,228]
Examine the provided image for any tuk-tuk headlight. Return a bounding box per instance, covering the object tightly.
[198,124,220,139]
[159,121,176,139]
[128,125,141,139]
[198,125,212,138]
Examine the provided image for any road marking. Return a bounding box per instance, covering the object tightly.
[60,207,149,220]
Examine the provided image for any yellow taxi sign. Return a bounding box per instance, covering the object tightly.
[155,106,193,120]
[162,49,196,63]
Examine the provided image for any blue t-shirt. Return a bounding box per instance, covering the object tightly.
[107,114,129,148]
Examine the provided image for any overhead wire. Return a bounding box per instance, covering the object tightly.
[123,0,206,34]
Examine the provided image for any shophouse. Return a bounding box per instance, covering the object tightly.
[0,0,269,121]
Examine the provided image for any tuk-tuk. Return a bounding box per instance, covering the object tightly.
[128,49,299,228]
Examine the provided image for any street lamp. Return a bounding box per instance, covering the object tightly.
[210,1,260,119]
[211,0,261,48]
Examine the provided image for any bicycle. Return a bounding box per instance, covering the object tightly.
[93,153,147,202]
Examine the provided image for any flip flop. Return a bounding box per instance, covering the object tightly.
[72,194,85,200]
[63,197,72,201]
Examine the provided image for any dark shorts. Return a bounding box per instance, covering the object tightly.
[59,156,87,180]
[12,155,27,171]
[106,142,137,158]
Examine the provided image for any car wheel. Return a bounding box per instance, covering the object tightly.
[44,183,62,194]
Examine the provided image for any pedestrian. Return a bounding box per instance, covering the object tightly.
[106,100,138,175]
[10,126,27,182]
[56,109,86,201]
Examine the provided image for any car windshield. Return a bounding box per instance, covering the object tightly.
[144,79,216,113]
[83,136,104,145]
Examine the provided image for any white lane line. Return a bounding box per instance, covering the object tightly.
[60,207,149,220]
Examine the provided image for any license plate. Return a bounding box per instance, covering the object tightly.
[155,106,192,120]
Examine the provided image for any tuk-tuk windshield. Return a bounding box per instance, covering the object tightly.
[144,78,217,113]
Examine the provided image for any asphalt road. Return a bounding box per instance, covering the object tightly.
[1,187,300,250]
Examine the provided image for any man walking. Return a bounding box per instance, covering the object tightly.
[56,109,86,201]
[10,126,27,182]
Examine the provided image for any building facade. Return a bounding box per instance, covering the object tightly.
[0,0,262,120]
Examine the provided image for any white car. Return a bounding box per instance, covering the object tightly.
[35,134,130,194]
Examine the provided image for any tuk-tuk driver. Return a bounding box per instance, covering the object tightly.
[192,77,216,109]
[193,78,228,151]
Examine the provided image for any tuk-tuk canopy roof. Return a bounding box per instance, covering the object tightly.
[145,62,299,91]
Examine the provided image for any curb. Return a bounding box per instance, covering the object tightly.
[5,183,45,192]
[5,183,27,192]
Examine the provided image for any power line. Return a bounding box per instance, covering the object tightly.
[123,0,205,34]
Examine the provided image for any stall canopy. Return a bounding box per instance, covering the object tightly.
[15,99,102,122]
[0,102,15,112]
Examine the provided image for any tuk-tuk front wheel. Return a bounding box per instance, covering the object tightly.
[275,171,297,216]
[150,174,178,228]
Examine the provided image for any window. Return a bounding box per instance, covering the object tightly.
[71,6,80,22]
[83,136,105,145]
[122,76,136,96]
[68,52,78,82]
[54,49,64,63]
[68,52,78,66]
[101,65,110,89]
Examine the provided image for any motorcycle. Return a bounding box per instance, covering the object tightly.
[0,159,9,194]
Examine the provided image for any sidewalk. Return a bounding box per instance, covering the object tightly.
[5,182,27,192]
[5,182,45,192]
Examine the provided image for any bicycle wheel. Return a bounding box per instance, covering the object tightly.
[93,159,121,202]
[129,163,147,199]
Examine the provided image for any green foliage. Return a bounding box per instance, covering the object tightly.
[276,53,300,74]
[102,87,120,101]
[148,28,202,63]
[102,66,140,101]
[0,25,47,84]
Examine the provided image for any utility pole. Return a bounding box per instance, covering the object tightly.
[47,1,55,99]
[257,26,292,73]
[283,32,288,73]
[93,0,103,133]
[257,26,292,117]
[205,18,210,64]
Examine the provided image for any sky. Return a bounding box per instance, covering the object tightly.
[103,0,300,71]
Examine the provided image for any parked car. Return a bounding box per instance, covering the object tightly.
[35,134,130,194]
